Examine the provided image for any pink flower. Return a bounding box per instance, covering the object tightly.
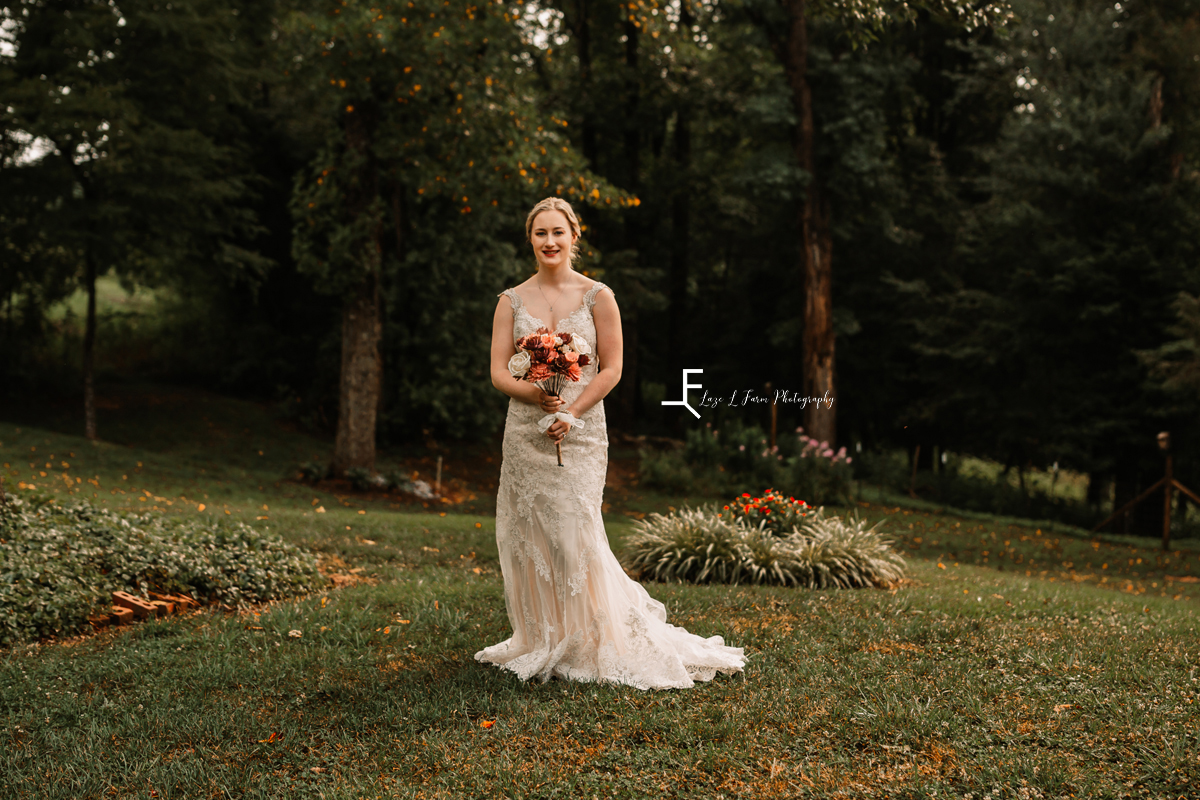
[563,350,579,364]
[738,445,746,451]
[846,457,853,464]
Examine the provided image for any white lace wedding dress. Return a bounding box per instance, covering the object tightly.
[474,282,746,690]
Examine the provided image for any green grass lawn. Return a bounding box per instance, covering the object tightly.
[2,389,1199,799]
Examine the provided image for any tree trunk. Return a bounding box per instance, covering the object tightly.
[331,272,382,476]
[330,108,383,476]
[83,248,98,441]
[776,0,835,446]
[668,107,691,357]
[612,20,641,432]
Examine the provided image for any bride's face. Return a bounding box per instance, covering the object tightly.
[530,210,575,269]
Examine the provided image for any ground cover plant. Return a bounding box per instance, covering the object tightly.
[1,390,1199,798]
[0,493,324,647]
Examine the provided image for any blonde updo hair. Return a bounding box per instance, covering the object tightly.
[525,197,582,264]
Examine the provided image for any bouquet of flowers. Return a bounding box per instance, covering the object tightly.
[508,326,592,466]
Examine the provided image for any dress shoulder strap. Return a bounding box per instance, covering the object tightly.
[584,282,611,311]
[498,288,523,313]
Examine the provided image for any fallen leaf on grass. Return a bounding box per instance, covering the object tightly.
[480,719,495,729]
[1053,704,1072,712]
[258,732,282,743]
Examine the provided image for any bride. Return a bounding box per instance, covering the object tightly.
[474,196,746,690]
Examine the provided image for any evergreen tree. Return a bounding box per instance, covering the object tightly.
[0,0,268,438]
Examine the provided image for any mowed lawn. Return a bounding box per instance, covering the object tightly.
[1,390,1198,799]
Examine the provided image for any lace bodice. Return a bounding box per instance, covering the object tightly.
[502,281,608,376]
[476,280,746,690]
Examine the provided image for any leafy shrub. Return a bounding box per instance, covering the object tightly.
[783,430,854,505]
[638,422,855,505]
[637,448,714,495]
[298,461,326,483]
[0,494,324,648]
[622,503,905,589]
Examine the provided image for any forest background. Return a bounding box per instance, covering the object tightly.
[3,0,1200,538]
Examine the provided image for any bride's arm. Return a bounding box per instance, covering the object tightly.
[491,294,546,406]
[564,287,623,419]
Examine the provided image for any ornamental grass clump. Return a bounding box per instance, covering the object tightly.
[0,494,324,647]
[622,501,905,589]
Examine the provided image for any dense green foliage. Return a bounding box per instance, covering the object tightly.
[0,494,323,646]
[640,418,855,503]
[3,0,1200,533]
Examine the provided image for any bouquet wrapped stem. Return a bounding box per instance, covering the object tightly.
[539,375,566,467]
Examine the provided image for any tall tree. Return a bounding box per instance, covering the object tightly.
[736,0,1012,447]
[281,0,628,474]
[0,0,267,439]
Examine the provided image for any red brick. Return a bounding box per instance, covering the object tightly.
[149,600,173,616]
[112,591,156,619]
[111,606,133,626]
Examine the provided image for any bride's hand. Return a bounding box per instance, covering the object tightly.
[546,418,569,443]
[537,390,564,415]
